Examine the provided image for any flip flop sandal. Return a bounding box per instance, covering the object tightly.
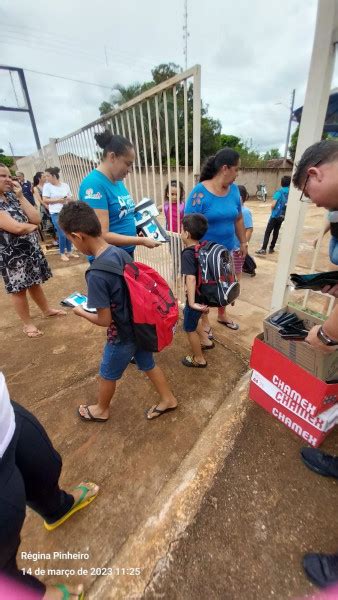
[144,405,177,420]
[181,355,207,368]
[53,584,84,599]
[44,483,98,531]
[201,342,215,350]
[204,328,213,340]
[217,320,239,331]
[78,405,108,422]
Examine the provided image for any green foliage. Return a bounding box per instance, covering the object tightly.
[263,148,281,161]
[289,125,299,160]
[151,63,181,84]
[0,151,14,170]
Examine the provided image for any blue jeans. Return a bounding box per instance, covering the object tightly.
[99,340,155,381]
[329,236,338,265]
[50,213,72,255]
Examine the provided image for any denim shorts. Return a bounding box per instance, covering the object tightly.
[183,304,203,333]
[99,340,155,381]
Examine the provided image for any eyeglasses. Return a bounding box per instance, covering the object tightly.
[299,159,322,203]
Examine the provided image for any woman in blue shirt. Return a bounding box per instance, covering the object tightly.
[79,131,159,256]
[184,148,247,333]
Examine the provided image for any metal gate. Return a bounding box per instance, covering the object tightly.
[55,65,201,302]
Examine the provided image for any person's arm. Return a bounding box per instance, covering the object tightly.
[306,304,338,353]
[235,214,248,257]
[246,227,253,243]
[185,275,209,312]
[94,208,159,249]
[43,196,68,205]
[11,182,41,225]
[0,211,38,235]
[313,223,330,248]
[73,306,112,326]
[33,187,42,210]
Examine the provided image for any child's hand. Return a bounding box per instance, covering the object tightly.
[73,306,86,317]
[190,302,209,313]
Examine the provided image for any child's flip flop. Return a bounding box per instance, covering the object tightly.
[53,583,84,600]
[44,483,98,531]
[181,355,207,368]
[201,342,215,350]
[144,405,177,420]
[217,320,239,330]
[78,405,108,422]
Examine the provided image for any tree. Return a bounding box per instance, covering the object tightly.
[0,150,14,170]
[263,148,281,161]
[98,63,223,166]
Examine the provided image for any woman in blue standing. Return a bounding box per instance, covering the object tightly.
[79,131,158,257]
[184,148,247,334]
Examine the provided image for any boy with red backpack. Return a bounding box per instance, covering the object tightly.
[181,214,240,368]
[59,202,178,421]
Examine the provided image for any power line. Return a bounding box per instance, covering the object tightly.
[24,68,114,90]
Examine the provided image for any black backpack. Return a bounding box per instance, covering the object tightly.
[243,254,257,276]
[195,241,240,307]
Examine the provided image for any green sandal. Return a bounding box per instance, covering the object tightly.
[54,583,84,599]
[44,483,98,531]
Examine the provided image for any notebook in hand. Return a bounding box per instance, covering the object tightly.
[60,292,97,313]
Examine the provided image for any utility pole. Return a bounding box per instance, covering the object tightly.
[0,66,41,151]
[283,88,296,167]
[183,0,189,70]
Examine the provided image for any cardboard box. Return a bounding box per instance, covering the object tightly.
[263,306,338,381]
[250,336,338,416]
[250,336,338,446]
[250,377,338,447]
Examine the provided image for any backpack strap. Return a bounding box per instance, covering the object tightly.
[86,254,133,278]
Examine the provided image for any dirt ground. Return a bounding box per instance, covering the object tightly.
[1,199,337,599]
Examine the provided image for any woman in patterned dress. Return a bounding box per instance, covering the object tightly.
[0,164,66,337]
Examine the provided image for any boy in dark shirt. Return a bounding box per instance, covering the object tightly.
[59,202,177,421]
[181,214,213,368]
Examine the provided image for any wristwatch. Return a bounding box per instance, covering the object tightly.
[317,325,338,346]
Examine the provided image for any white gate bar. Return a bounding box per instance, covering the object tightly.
[139,103,150,199]
[155,95,164,210]
[132,106,144,200]
[126,110,139,200]
[183,80,189,199]
[146,99,157,203]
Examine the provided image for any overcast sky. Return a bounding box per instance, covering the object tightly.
[0,0,334,158]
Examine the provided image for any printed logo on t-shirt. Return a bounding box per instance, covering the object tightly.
[118,194,135,220]
[84,188,103,200]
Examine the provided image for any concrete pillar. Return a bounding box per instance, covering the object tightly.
[271,0,338,311]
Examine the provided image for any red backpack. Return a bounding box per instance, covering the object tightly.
[88,257,178,352]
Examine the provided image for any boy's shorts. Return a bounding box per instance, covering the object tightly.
[183,304,203,333]
[100,340,155,381]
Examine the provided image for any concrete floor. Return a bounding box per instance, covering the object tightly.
[1,199,337,599]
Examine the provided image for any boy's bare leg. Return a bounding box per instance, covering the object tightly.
[186,329,207,365]
[78,377,116,420]
[196,317,213,347]
[145,366,178,419]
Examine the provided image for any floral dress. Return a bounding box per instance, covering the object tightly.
[0,193,52,293]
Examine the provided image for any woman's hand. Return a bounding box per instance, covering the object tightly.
[239,242,248,258]
[141,237,161,249]
[11,180,24,199]
[73,306,86,317]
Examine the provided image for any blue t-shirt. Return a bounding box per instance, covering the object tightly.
[184,182,242,250]
[234,205,253,248]
[79,170,136,254]
[86,245,134,344]
[271,186,289,219]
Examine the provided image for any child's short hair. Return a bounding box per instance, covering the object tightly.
[59,202,102,237]
[164,180,185,201]
[182,213,208,240]
[281,175,291,188]
[237,185,248,202]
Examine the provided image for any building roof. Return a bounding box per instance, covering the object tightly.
[266,158,293,168]
[293,88,338,135]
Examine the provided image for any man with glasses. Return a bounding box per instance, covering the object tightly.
[292,139,338,589]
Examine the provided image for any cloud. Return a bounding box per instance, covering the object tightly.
[0,0,323,158]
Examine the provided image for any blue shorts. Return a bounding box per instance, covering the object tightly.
[183,304,203,333]
[99,340,155,381]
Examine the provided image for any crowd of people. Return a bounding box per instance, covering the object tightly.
[1,134,338,597]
